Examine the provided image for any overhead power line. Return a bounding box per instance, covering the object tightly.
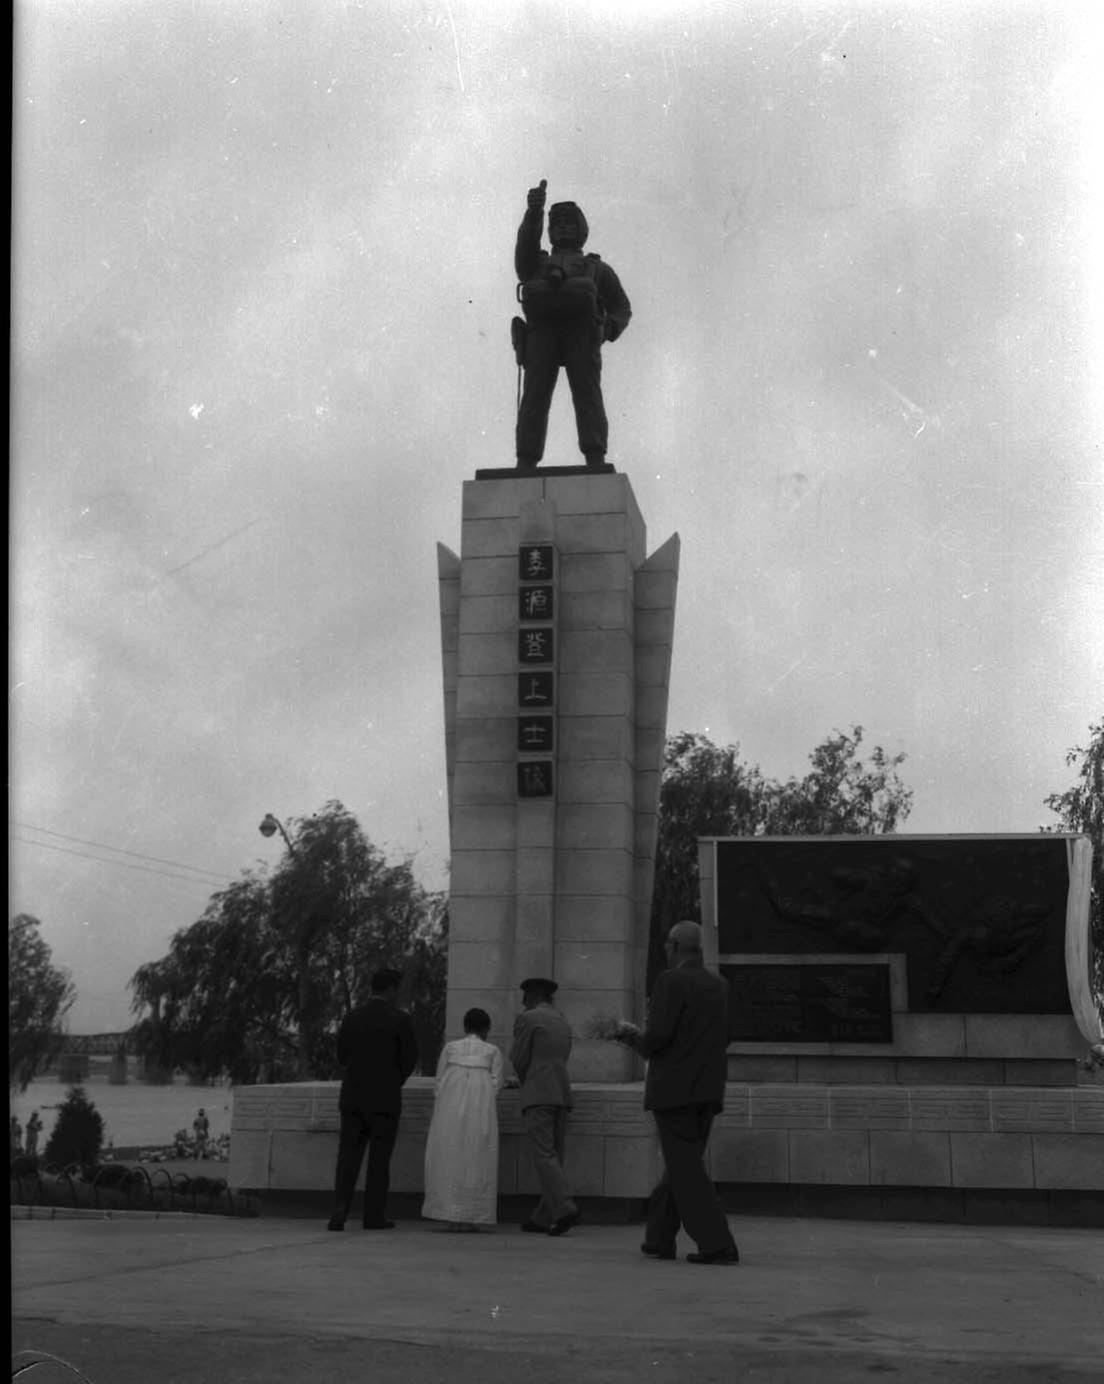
[10,822,233,881]
[10,824,235,891]
[11,835,232,887]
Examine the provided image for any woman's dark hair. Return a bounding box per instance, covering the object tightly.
[463,1007,491,1035]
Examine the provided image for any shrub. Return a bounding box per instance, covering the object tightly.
[43,1085,104,1167]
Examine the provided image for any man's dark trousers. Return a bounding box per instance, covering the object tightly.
[516,320,607,462]
[645,1103,734,1255]
[332,1109,399,1225]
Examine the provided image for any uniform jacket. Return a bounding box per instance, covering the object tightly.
[514,207,632,341]
[636,962,730,1113]
[510,1002,574,1111]
[336,997,419,1116]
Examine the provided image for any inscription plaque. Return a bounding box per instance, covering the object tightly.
[519,586,554,621]
[518,717,554,752]
[519,545,554,580]
[518,761,554,798]
[518,672,554,707]
[518,628,554,663]
[723,962,893,1044]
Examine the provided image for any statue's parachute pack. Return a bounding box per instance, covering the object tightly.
[519,249,602,324]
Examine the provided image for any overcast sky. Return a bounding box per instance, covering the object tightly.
[11,0,1103,1032]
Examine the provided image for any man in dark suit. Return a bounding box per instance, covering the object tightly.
[327,967,418,1232]
[618,921,739,1265]
[509,977,580,1235]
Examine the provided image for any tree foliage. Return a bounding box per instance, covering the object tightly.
[9,913,76,1092]
[400,899,450,1076]
[649,727,913,987]
[1044,720,1103,1004]
[127,802,447,1083]
[43,1085,104,1167]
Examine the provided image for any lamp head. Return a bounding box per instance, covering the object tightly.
[259,814,279,839]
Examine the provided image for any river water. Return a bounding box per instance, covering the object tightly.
[10,1065,234,1151]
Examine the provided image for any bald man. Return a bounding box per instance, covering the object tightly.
[619,921,739,1264]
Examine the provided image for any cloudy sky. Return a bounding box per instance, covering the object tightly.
[11,0,1103,1032]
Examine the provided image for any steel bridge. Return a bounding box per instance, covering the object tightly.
[56,1032,133,1056]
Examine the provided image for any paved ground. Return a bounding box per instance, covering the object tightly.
[11,1209,1104,1383]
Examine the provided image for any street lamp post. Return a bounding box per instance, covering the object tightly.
[258,813,298,857]
[258,812,313,1078]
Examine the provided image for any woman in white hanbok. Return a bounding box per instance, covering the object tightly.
[422,1008,503,1230]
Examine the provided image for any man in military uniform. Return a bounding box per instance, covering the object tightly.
[509,976,580,1234]
[515,179,632,470]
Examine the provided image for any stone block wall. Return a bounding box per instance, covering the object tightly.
[708,1082,1104,1191]
[229,1078,1104,1198]
[230,1079,664,1199]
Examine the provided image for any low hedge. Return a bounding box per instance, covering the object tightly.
[10,1155,258,1217]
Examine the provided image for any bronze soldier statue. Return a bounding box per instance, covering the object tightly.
[514,179,632,471]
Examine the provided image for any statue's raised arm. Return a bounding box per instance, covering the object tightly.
[513,181,631,472]
[515,179,547,282]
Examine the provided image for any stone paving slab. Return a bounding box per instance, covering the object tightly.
[11,1212,1104,1382]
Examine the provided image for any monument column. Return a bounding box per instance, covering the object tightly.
[439,471,678,1081]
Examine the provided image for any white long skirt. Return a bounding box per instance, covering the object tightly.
[422,1063,499,1225]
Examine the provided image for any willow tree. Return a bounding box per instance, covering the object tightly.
[9,913,75,1091]
[128,801,446,1082]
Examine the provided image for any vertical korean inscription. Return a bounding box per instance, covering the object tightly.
[517,544,556,797]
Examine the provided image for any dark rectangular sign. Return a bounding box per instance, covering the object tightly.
[518,717,554,752]
[518,761,554,798]
[722,962,893,1044]
[519,586,554,622]
[518,672,554,707]
[518,545,554,581]
[518,628,554,664]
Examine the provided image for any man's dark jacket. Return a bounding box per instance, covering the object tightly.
[637,963,730,1112]
[336,997,418,1115]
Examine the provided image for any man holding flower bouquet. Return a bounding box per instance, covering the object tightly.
[615,921,740,1265]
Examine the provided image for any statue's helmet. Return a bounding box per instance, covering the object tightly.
[548,201,589,248]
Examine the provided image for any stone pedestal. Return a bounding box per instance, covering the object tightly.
[438,471,678,1079]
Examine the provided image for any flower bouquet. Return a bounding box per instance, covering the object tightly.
[580,1012,639,1044]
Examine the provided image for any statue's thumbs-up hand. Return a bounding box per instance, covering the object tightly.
[527,179,547,211]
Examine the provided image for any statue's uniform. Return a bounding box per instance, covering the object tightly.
[514,203,631,467]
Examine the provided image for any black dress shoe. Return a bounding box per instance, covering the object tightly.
[547,1209,581,1237]
[520,1219,549,1233]
[641,1242,676,1260]
[686,1246,740,1265]
[326,1216,344,1232]
[362,1219,396,1230]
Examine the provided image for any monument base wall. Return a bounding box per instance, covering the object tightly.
[230,1076,1104,1206]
